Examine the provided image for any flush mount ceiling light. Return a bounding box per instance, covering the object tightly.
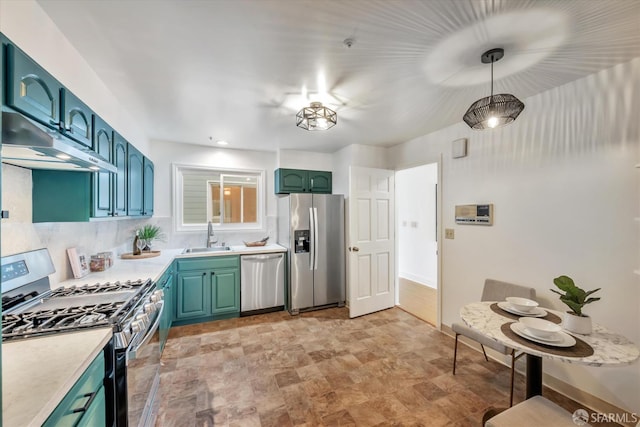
[463,48,525,130]
[296,102,337,131]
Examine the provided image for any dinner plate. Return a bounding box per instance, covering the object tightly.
[497,301,547,317]
[510,322,576,347]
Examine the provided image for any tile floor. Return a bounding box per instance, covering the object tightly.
[155,307,619,426]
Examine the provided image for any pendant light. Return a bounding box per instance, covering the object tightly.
[296,102,337,131]
[463,48,524,130]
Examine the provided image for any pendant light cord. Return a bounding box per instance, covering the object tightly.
[490,56,494,99]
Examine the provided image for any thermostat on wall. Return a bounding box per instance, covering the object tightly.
[455,204,493,225]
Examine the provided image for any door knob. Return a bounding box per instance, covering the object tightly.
[348,247,360,252]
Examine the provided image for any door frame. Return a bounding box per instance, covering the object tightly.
[393,155,443,328]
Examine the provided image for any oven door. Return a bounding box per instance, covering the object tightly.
[125,300,164,427]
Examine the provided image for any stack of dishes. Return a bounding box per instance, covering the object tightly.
[510,317,576,347]
[498,297,547,317]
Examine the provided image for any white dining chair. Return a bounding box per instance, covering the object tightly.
[452,279,536,407]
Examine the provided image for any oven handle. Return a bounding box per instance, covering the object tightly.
[126,300,164,363]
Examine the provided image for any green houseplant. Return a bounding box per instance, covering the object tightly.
[137,224,166,251]
[550,275,600,334]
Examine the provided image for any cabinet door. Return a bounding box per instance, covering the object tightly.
[127,144,144,216]
[76,386,106,427]
[43,352,105,427]
[112,134,128,217]
[5,44,61,129]
[142,157,154,216]
[61,89,93,149]
[91,116,114,218]
[211,268,240,314]
[33,170,91,222]
[308,170,332,193]
[176,271,209,319]
[275,168,308,194]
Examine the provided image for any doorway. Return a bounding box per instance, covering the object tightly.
[395,163,438,325]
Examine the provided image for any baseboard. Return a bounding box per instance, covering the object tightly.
[440,324,636,426]
[399,273,436,288]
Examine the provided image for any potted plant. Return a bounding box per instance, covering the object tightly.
[550,275,600,334]
[137,224,166,251]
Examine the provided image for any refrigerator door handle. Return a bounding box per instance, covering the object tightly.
[309,207,315,271]
[313,207,319,270]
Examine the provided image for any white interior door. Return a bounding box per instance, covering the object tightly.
[348,166,395,318]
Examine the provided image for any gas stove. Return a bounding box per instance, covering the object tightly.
[1,248,165,426]
[2,279,154,342]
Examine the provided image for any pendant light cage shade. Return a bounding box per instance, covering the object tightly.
[296,102,337,131]
[463,48,525,130]
[463,93,525,130]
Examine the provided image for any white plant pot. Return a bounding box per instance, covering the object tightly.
[562,312,592,335]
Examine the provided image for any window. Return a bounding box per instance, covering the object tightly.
[173,164,265,231]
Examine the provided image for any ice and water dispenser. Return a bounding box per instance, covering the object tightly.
[294,230,310,253]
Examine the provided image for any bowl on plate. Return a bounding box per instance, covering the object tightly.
[519,317,562,339]
[505,296,539,313]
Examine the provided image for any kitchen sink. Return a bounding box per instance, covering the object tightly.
[183,246,231,254]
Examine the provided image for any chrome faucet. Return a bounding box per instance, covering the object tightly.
[207,221,218,247]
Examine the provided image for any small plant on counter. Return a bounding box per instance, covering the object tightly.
[137,224,166,250]
[550,275,601,317]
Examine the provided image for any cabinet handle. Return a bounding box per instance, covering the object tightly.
[72,391,98,413]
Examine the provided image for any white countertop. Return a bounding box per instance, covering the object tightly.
[58,244,287,287]
[2,328,113,427]
[4,243,287,426]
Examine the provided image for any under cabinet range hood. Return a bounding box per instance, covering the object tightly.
[1,112,116,173]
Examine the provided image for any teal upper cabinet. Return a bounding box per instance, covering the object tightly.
[113,134,128,217]
[308,170,332,193]
[33,170,91,222]
[275,168,332,194]
[127,143,144,216]
[142,157,154,216]
[4,43,62,129]
[275,168,306,193]
[61,89,93,148]
[91,116,114,218]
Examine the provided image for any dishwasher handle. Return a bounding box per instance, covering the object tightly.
[242,253,284,261]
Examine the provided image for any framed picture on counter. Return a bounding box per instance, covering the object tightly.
[67,247,89,279]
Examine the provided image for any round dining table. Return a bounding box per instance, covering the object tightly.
[460,301,639,398]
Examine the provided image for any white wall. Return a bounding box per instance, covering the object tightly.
[149,140,278,248]
[396,164,438,288]
[0,0,149,155]
[277,149,334,171]
[332,144,389,196]
[389,58,640,413]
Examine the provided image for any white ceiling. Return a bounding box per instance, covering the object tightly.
[37,0,640,153]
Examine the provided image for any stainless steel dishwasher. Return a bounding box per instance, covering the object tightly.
[240,253,285,315]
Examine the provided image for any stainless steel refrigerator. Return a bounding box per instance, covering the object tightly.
[278,193,345,314]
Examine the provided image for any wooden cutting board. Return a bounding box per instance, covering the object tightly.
[120,251,161,259]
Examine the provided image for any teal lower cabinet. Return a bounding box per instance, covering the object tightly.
[158,265,175,353]
[176,270,209,320]
[173,256,240,326]
[43,351,106,427]
[212,268,240,314]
